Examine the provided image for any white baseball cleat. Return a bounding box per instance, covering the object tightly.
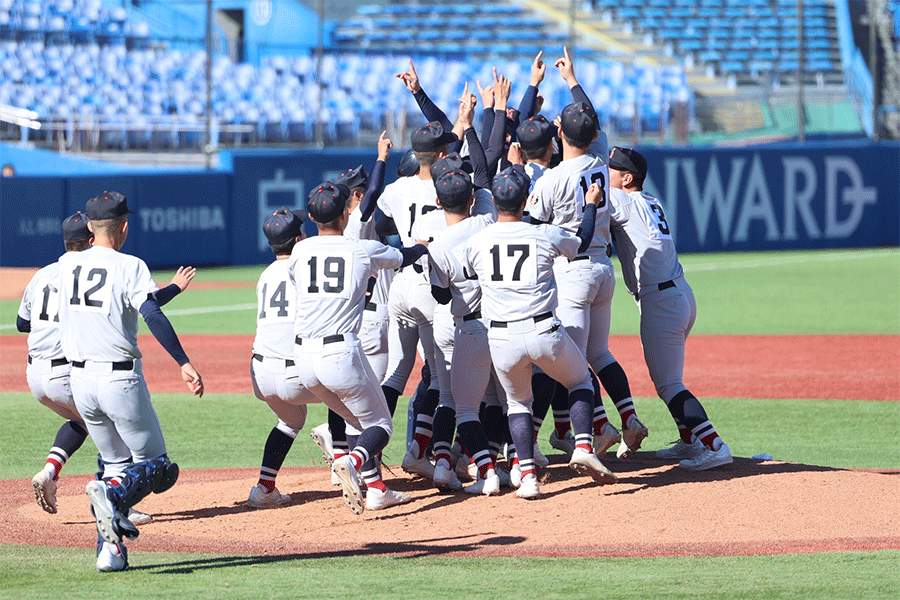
[32,468,58,514]
[96,541,128,572]
[365,488,412,511]
[310,423,334,465]
[516,474,540,499]
[656,439,704,460]
[127,507,153,525]
[569,447,618,484]
[333,455,364,515]
[548,430,576,456]
[454,456,476,482]
[246,484,291,509]
[401,450,435,478]
[433,463,463,491]
[464,470,501,496]
[533,442,550,467]
[617,415,649,459]
[593,422,621,456]
[679,443,733,471]
[509,462,522,489]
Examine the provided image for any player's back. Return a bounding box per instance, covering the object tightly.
[527,153,611,258]
[463,221,579,322]
[609,188,683,296]
[428,197,496,317]
[378,176,439,248]
[57,246,158,363]
[253,259,297,360]
[19,262,63,360]
[345,209,394,308]
[289,235,401,338]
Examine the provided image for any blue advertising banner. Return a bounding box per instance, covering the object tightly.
[2,142,896,268]
[229,149,401,265]
[635,143,899,252]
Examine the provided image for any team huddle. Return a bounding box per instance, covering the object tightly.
[17,49,732,573]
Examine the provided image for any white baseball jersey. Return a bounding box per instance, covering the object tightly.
[609,188,683,298]
[57,246,158,362]
[461,221,580,322]
[526,153,611,259]
[18,262,64,360]
[427,189,497,317]
[252,259,298,360]
[288,236,403,338]
[377,175,440,249]
[410,207,448,279]
[344,208,394,307]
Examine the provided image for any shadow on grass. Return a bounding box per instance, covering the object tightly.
[134,533,528,573]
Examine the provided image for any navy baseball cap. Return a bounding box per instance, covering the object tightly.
[398,148,420,177]
[307,182,350,223]
[434,170,473,209]
[62,211,92,242]
[335,165,368,190]
[429,152,473,181]
[491,165,531,211]
[263,206,303,246]
[86,190,133,221]
[609,146,648,179]
[560,102,598,146]
[516,115,555,153]
[411,121,457,152]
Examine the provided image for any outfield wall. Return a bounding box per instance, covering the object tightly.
[1,142,897,268]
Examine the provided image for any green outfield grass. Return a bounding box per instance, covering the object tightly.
[1,546,897,600]
[3,248,898,335]
[2,247,898,598]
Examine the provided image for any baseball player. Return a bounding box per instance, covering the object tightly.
[310,133,394,479]
[414,90,498,491]
[20,212,193,528]
[606,147,732,470]
[460,165,617,499]
[247,207,321,509]
[290,182,429,514]
[377,121,457,478]
[57,191,203,572]
[426,141,504,494]
[526,47,648,461]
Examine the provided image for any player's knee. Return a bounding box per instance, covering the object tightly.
[589,352,616,373]
[275,420,301,439]
[507,398,533,415]
[374,421,393,438]
[657,381,688,404]
[456,410,479,424]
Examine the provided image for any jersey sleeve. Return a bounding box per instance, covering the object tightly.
[608,187,630,226]
[544,224,581,260]
[361,239,403,272]
[376,186,394,218]
[427,243,451,288]
[588,129,609,162]
[17,273,37,320]
[526,177,553,222]
[127,258,160,310]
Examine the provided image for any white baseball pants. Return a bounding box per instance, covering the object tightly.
[27,359,81,423]
[382,273,438,392]
[638,276,696,403]
[555,258,618,373]
[250,356,315,434]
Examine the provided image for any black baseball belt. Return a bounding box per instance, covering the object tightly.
[28,356,69,367]
[253,353,295,367]
[635,280,677,302]
[491,311,552,328]
[71,360,134,370]
[295,334,345,345]
[462,310,482,322]
[364,302,378,312]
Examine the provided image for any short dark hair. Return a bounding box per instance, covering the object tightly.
[269,237,298,256]
[414,149,442,169]
[630,171,646,189]
[65,239,92,252]
[523,144,551,161]
[442,198,470,216]
[562,132,590,150]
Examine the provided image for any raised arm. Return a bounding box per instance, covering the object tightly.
[556,46,595,115]
[476,79,495,141]
[485,72,512,173]
[458,88,491,190]
[518,51,546,120]
[359,132,392,222]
